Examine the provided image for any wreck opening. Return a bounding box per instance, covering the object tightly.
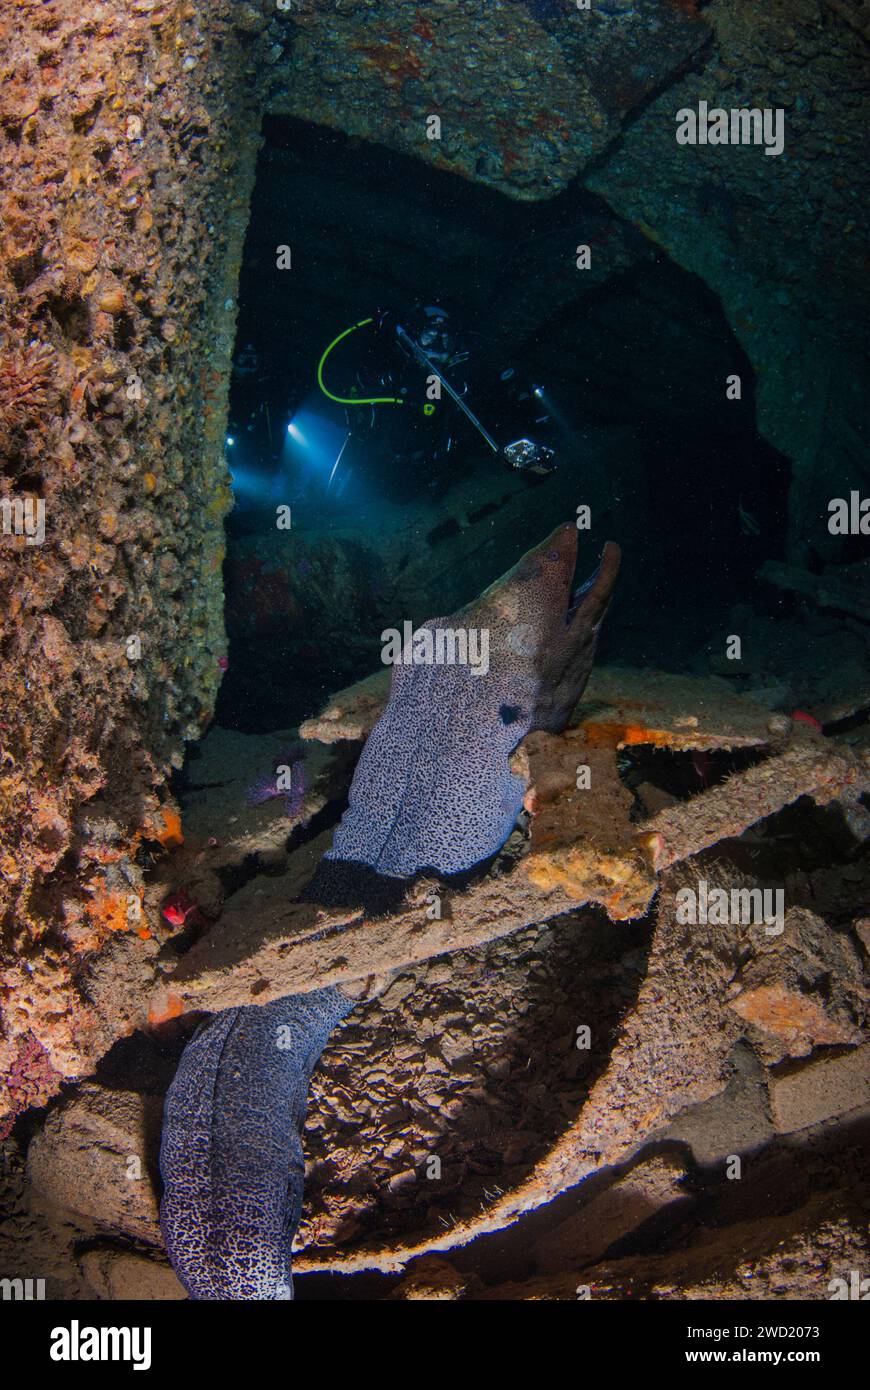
[212,116,790,736]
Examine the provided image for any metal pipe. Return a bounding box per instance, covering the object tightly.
[326,430,351,492]
[395,324,499,454]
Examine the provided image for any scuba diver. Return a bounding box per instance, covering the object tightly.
[315,303,557,496]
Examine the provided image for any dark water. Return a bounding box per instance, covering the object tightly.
[215,117,793,735]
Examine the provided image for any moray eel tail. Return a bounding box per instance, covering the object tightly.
[159,986,355,1300]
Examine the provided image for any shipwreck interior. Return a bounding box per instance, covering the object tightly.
[0,0,868,1308]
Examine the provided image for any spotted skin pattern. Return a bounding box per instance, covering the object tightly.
[327,524,620,877]
[160,988,354,1299]
[159,524,619,1299]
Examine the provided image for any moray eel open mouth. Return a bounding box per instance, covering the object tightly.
[495,522,621,737]
[534,521,621,633]
[567,557,605,625]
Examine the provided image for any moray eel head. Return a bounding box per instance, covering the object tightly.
[326,521,620,879]
[496,522,621,732]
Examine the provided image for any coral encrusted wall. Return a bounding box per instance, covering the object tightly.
[0,0,271,1113]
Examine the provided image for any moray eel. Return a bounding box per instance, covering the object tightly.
[159,522,619,1298]
[160,988,355,1299]
[327,523,620,877]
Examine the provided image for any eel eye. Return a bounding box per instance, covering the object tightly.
[499,704,522,726]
